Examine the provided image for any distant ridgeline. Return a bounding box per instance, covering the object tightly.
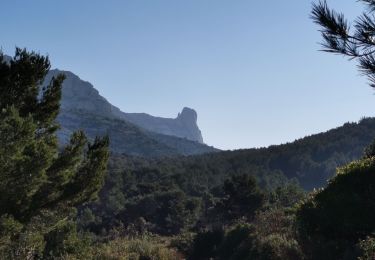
[41,69,216,157]
[109,117,375,191]
[6,54,375,189]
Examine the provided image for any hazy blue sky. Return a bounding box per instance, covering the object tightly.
[2,0,374,150]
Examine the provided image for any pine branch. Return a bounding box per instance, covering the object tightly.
[312,0,375,87]
[359,0,375,12]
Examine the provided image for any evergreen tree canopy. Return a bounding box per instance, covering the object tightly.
[0,49,109,258]
[216,174,265,222]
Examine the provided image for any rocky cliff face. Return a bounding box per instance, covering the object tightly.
[115,107,204,144]
[2,54,215,156]
[45,70,116,118]
[45,69,204,143]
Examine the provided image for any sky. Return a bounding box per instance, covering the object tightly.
[1,0,374,150]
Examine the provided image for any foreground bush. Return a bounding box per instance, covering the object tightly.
[188,217,303,260]
[358,236,375,260]
[297,157,375,259]
[83,236,181,260]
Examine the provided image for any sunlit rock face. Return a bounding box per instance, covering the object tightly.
[2,55,215,156]
[45,69,204,143]
[1,55,204,143]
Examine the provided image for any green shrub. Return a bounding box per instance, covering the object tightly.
[43,220,92,259]
[358,236,375,260]
[252,234,303,260]
[170,232,196,255]
[296,157,375,259]
[91,236,180,260]
[188,227,225,259]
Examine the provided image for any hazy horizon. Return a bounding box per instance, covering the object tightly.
[2,0,375,150]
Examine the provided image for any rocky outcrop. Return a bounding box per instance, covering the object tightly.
[2,55,215,156]
[46,69,205,143]
[115,107,204,144]
[43,69,214,156]
[2,57,205,143]
[45,70,116,118]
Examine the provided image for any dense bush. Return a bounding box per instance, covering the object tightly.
[89,236,181,260]
[120,189,201,235]
[358,236,375,260]
[297,157,375,259]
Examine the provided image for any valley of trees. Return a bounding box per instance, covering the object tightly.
[2,1,375,259]
[77,117,375,259]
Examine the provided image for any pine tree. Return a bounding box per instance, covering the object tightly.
[215,174,265,223]
[0,49,109,258]
[311,0,375,87]
[294,3,375,258]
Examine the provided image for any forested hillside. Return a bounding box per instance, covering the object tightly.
[77,116,375,253]
[70,114,375,259]
[57,109,217,157]
[104,117,375,193]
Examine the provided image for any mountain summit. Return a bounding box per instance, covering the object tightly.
[45,69,204,144]
[116,107,204,144]
[3,54,212,155]
[40,69,215,156]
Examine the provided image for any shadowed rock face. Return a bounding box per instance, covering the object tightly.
[116,107,204,144]
[45,69,204,143]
